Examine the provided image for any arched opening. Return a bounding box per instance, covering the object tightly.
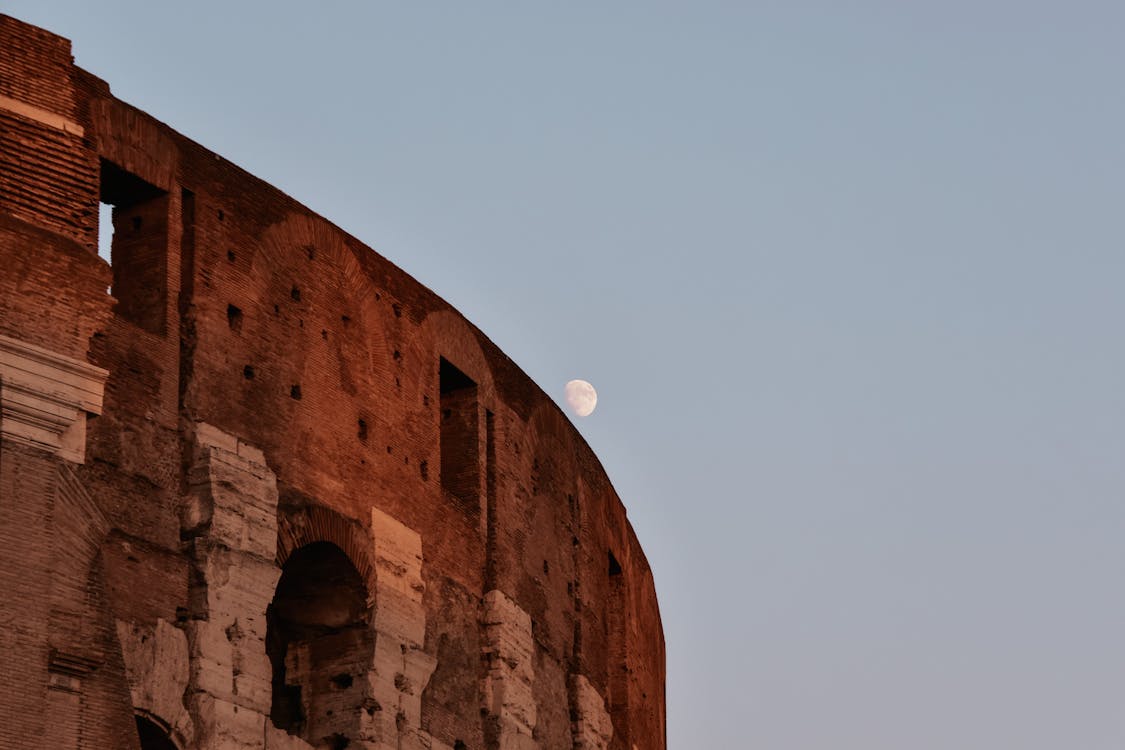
[267,541,373,748]
[135,714,178,750]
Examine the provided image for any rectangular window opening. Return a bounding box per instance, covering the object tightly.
[439,357,480,506]
[99,159,169,334]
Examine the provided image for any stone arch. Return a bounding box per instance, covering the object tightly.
[415,309,497,408]
[134,710,182,750]
[247,214,394,473]
[267,528,376,747]
[252,213,393,387]
[276,503,377,602]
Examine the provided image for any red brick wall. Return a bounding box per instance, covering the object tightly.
[0,12,665,748]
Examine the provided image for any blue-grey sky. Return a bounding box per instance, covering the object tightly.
[12,2,1125,747]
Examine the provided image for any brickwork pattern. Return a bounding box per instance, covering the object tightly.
[0,13,665,750]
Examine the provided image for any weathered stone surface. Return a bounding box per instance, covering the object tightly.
[481,589,539,747]
[117,618,194,745]
[569,674,613,750]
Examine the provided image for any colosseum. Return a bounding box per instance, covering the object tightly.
[0,14,664,750]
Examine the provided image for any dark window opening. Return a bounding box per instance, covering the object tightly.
[99,159,169,334]
[608,551,622,577]
[267,542,372,746]
[439,357,480,506]
[136,715,178,750]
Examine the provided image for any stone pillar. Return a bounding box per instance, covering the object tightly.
[480,589,539,750]
[363,506,439,750]
[182,423,282,750]
[117,618,195,747]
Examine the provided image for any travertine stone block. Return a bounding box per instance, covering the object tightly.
[190,692,267,750]
[264,723,315,750]
[184,424,282,748]
[116,618,194,745]
[481,589,539,747]
[569,674,613,750]
[366,506,440,748]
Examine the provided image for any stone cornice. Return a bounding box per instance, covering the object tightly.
[0,334,108,463]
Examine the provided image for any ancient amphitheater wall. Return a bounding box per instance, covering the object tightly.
[0,14,664,750]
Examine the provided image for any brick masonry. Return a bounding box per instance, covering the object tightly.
[0,13,665,750]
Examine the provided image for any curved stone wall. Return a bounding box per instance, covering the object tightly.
[0,13,664,750]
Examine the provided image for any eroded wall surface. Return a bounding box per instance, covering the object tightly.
[0,14,665,750]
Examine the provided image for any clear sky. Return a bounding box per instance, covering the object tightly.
[11,2,1125,748]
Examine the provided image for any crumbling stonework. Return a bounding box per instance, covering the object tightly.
[0,14,665,750]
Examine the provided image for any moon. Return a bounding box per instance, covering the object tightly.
[565,379,598,417]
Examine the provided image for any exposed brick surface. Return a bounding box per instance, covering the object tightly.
[0,13,664,750]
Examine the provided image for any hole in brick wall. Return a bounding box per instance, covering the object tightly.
[543,560,549,575]
[330,734,349,750]
[227,249,236,262]
[305,244,316,260]
[217,209,224,221]
[608,551,622,576]
[357,419,368,441]
[392,303,402,318]
[273,304,280,315]
[227,304,243,332]
[244,365,255,380]
[321,329,328,340]
[454,742,467,750]
[290,384,302,400]
[419,460,428,480]
[291,286,301,301]
[99,160,169,333]
[439,358,480,506]
[267,542,371,744]
[341,315,351,326]
[393,350,401,361]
